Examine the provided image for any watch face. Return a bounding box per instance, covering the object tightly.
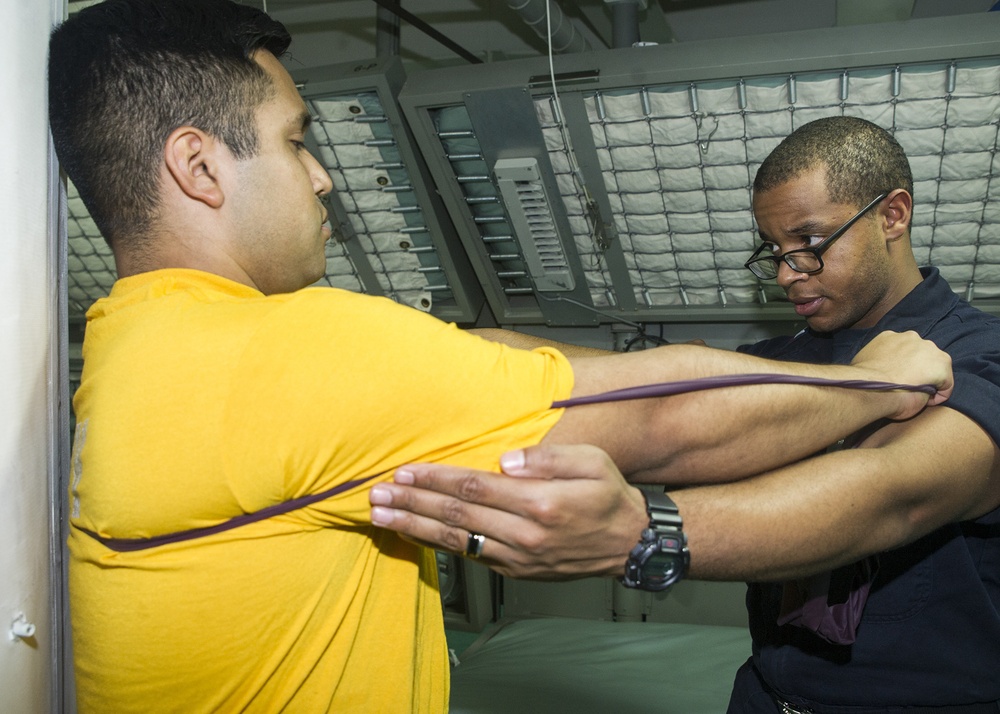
[643,548,681,588]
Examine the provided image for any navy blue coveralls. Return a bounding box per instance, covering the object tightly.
[730,268,1000,713]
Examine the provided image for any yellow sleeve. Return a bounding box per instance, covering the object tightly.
[224,288,575,525]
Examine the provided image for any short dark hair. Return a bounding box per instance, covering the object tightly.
[754,116,914,207]
[48,0,291,248]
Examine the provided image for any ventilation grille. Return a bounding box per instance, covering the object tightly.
[494,157,575,292]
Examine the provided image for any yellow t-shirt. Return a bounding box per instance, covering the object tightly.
[69,269,573,713]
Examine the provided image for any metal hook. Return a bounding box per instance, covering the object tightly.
[697,114,720,155]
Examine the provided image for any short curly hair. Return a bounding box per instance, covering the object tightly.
[754,116,913,207]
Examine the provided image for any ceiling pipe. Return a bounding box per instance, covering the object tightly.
[606,0,646,49]
[506,0,591,54]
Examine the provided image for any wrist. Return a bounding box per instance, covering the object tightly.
[833,363,911,418]
[620,488,690,591]
[604,487,651,578]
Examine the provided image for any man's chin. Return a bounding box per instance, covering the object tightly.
[804,317,824,333]
[803,314,846,335]
[306,255,328,287]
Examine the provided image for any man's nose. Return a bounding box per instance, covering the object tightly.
[775,259,808,289]
[307,150,333,197]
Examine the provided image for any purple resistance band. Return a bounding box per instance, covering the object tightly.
[75,475,379,552]
[552,373,936,409]
[79,373,936,552]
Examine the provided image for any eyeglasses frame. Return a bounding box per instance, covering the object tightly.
[744,191,890,280]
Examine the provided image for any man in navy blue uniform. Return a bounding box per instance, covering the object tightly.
[371,116,1000,712]
[718,117,1000,712]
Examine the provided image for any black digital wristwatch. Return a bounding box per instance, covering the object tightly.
[621,489,690,591]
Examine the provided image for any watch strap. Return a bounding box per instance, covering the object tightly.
[644,489,683,531]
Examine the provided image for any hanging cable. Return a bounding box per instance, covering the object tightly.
[536,293,669,347]
[544,1,604,254]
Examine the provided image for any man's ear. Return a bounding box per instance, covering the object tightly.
[163,127,225,208]
[882,189,913,243]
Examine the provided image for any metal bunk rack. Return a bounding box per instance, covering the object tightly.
[293,55,484,324]
[397,12,1000,326]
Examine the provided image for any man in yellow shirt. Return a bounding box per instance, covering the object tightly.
[49,1,950,711]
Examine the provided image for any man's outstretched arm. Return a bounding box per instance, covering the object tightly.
[546,329,951,483]
[369,406,999,582]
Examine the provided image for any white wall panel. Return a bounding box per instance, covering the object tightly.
[0,0,61,712]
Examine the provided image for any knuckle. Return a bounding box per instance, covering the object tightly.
[440,526,465,552]
[457,473,485,501]
[441,498,467,527]
[505,553,535,577]
[531,446,556,469]
[594,447,616,471]
[528,498,560,528]
[518,529,548,557]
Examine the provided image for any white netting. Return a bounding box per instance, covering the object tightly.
[529,60,1000,308]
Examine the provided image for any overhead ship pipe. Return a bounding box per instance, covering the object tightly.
[607,0,644,48]
[506,0,591,54]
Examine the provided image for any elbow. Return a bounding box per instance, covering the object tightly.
[869,491,947,555]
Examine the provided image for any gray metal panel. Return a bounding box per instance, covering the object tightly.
[464,88,598,325]
[560,92,638,313]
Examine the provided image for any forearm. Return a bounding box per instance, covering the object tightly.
[554,336,949,482]
[671,452,899,581]
[672,408,1000,581]
[366,410,997,586]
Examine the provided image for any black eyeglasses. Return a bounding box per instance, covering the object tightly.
[744,192,889,280]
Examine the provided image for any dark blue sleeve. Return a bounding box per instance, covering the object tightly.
[930,309,1000,450]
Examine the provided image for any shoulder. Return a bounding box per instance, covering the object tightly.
[923,300,1000,381]
[928,302,1000,447]
[930,300,1000,353]
[912,269,1000,355]
[263,286,457,340]
[248,287,565,372]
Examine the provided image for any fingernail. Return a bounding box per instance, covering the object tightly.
[369,485,392,506]
[499,449,526,473]
[395,468,414,485]
[371,506,393,526]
